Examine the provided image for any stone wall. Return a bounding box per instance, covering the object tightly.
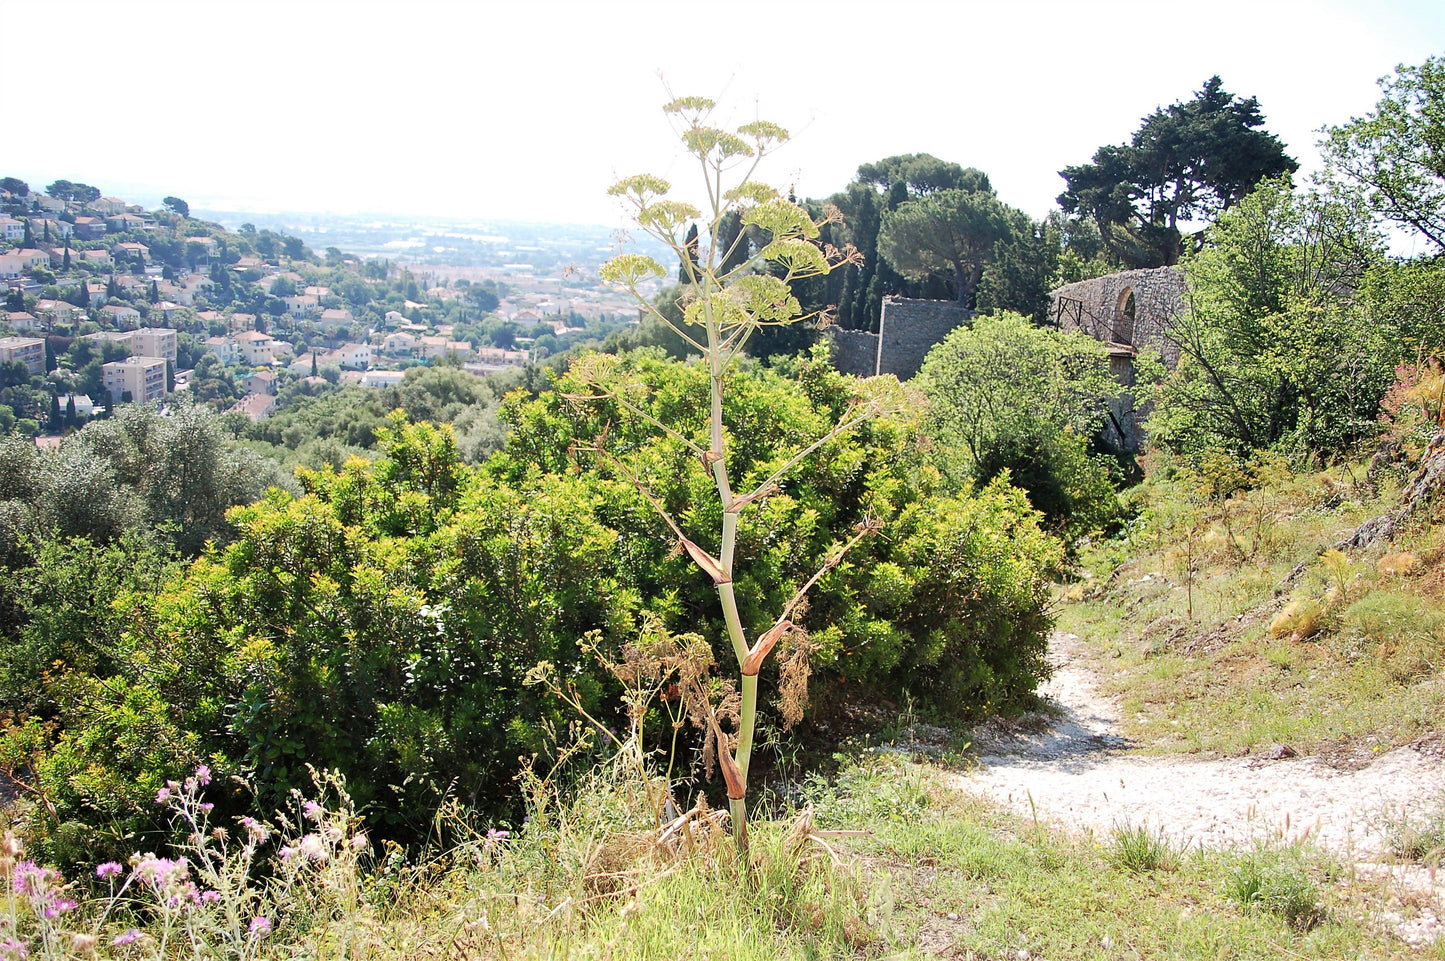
[1048,266,1186,367]
[1049,266,1187,452]
[827,296,971,380]
[829,328,881,378]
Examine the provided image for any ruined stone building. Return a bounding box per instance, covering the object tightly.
[825,268,1188,451]
[1048,266,1186,450]
[828,297,971,381]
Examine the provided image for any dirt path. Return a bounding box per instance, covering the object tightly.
[950,631,1445,945]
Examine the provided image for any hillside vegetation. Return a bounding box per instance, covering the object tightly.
[3,60,1445,958]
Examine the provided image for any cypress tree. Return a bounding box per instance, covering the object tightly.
[65,394,77,428]
[62,243,71,272]
[679,223,700,282]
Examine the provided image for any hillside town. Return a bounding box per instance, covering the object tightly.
[0,179,640,436]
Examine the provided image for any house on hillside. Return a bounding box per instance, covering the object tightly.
[233,330,278,366]
[286,295,319,318]
[244,370,278,395]
[106,212,153,232]
[58,394,95,419]
[99,304,141,328]
[6,311,42,332]
[229,392,277,422]
[32,218,71,240]
[0,337,45,375]
[318,308,354,331]
[360,370,406,388]
[0,254,28,280]
[72,217,106,241]
[204,336,239,365]
[113,241,150,263]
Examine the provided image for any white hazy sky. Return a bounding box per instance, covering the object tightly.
[8,1,1445,232]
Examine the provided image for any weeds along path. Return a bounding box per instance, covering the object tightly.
[951,630,1444,859]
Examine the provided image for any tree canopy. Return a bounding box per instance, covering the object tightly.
[855,155,991,196]
[46,180,101,203]
[917,313,1120,540]
[1321,57,1445,254]
[878,187,1013,308]
[1059,76,1298,268]
[1150,179,1388,456]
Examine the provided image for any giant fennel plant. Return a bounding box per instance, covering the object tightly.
[580,97,879,848]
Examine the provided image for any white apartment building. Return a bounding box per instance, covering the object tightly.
[83,328,178,363]
[0,336,45,375]
[233,330,278,366]
[102,356,167,405]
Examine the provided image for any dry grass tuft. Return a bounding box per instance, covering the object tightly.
[1377,551,1423,576]
[1268,600,1324,641]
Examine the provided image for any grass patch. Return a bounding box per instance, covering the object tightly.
[1059,460,1445,760]
[1225,848,1327,932]
[1377,795,1445,866]
[0,751,1425,959]
[1103,820,1182,873]
[815,758,1414,959]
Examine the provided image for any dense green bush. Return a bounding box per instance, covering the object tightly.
[492,348,1060,715]
[10,352,1061,861]
[916,312,1122,544]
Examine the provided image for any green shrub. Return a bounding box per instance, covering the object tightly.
[1226,850,1324,931]
[20,354,1061,859]
[1103,821,1181,874]
[495,348,1062,720]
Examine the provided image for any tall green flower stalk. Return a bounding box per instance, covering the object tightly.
[593,96,875,850]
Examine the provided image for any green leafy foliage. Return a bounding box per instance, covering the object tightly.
[14,366,1058,858]
[878,187,1014,309]
[1321,56,1445,253]
[1149,179,1390,456]
[917,313,1121,543]
[496,349,1060,717]
[1060,76,1298,268]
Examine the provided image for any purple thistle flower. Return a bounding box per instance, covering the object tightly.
[11,861,42,895]
[96,862,124,880]
[195,764,211,786]
[249,916,272,936]
[41,897,76,919]
[0,937,29,958]
[154,786,172,804]
[112,929,142,946]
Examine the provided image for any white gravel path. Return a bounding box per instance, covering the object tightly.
[949,631,1445,945]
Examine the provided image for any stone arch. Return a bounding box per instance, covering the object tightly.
[1113,287,1136,345]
